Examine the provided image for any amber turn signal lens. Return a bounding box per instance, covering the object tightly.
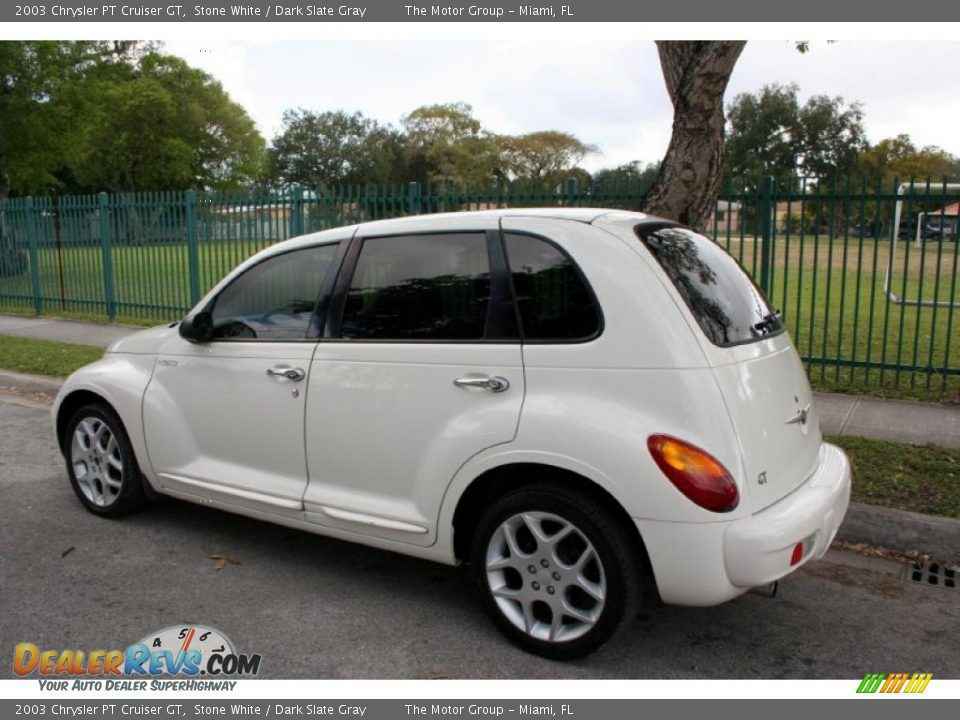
[647,434,739,513]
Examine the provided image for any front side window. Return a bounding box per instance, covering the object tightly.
[340,233,491,340]
[504,233,601,341]
[636,224,783,347]
[211,243,340,341]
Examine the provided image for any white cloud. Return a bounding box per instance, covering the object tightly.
[164,39,960,171]
[729,41,960,154]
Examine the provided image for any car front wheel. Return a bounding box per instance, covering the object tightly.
[65,403,150,517]
[471,484,641,659]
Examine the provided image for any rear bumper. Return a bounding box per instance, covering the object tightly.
[635,442,851,606]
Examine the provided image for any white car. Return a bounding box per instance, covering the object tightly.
[53,208,851,659]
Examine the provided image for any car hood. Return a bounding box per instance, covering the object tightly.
[107,324,179,355]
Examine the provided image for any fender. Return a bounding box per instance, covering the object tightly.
[434,363,751,563]
[53,353,159,491]
[435,446,622,563]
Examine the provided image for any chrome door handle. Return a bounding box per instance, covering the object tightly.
[266,366,306,382]
[453,375,510,393]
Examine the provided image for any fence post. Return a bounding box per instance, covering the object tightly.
[759,176,775,297]
[566,177,579,206]
[185,190,200,306]
[98,192,116,321]
[408,182,421,216]
[23,197,43,315]
[291,186,305,236]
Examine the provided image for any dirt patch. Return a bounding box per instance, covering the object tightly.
[0,386,55,406]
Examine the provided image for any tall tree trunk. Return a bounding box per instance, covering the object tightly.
[0,88,12,199]
[642,41,746,230]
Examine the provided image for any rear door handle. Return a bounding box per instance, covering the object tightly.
[453,375,510,393]
[266,366,306,382]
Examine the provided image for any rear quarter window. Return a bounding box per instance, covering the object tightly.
[635,224,783,347]
[504,232,601,341]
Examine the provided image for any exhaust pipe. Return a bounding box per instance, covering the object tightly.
[748,581,778,598]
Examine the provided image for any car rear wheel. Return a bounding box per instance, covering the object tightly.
[471,484,641,659]
[65,403,150,517]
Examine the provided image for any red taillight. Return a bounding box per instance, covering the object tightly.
[790,542,804,566]
[647,434,739,513]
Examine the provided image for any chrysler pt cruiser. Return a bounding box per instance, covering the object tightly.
[53,208,851,659]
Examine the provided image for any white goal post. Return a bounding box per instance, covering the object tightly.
[884,182,960,308]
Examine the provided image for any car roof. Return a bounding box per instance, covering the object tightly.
[361,206,614,231]
[269,207,669,256]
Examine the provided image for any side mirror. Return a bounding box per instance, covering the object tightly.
[179,311,214,343]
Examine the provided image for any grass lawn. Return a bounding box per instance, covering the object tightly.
[0,335,103,378]
[723,236,960,403]
[829,434,960,519]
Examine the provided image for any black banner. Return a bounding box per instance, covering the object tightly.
[1,700,957,719]
[3,0,960,22]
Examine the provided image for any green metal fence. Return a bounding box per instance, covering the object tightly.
[713,177,960,401]
[1,177,958,401]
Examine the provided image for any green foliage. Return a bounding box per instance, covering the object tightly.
[401,102,503,185]
[725,84,798,182]
[858,134,960,186]
[268,109,403,189]
[779,211,812,233]
[725,82,866,182]
[499,131,596,185]
[593,161,659,191]
[799,94,867,178]
[0,41,146,196]
[0,42,265,196]
[72,53,265,192]
[0,40,612,196]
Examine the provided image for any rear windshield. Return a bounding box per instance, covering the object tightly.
[635,224,783,347]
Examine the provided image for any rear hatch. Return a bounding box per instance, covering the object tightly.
[635,223,822,511]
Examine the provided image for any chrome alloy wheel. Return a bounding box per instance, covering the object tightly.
[485,511,607,643]
[70,417,124,507]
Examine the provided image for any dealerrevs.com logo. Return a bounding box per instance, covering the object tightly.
[14,625,261,690]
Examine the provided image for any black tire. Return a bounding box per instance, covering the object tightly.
[470,484,642,660]
[64,403,151,518]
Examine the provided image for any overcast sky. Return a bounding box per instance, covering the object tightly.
[166,40,960,172]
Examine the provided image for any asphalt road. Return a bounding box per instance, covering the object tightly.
[1,394,957,680]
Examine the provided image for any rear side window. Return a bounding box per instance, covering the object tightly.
[636,224,783,347]
[504,233,601,341]
[340,233,491,340]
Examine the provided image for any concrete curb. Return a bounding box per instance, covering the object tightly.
[0,369,64,395]
[837,502,960,562]
[0,368,957,562]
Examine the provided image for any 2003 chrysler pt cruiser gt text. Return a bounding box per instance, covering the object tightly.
[53,209,851,658]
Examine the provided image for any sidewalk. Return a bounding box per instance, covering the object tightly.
[815,392,960,449]
[0,313,138,349]
[2,313,959,449]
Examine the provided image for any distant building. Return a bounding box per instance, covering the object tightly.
[924,202,959,239]
[715,200,741,233]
